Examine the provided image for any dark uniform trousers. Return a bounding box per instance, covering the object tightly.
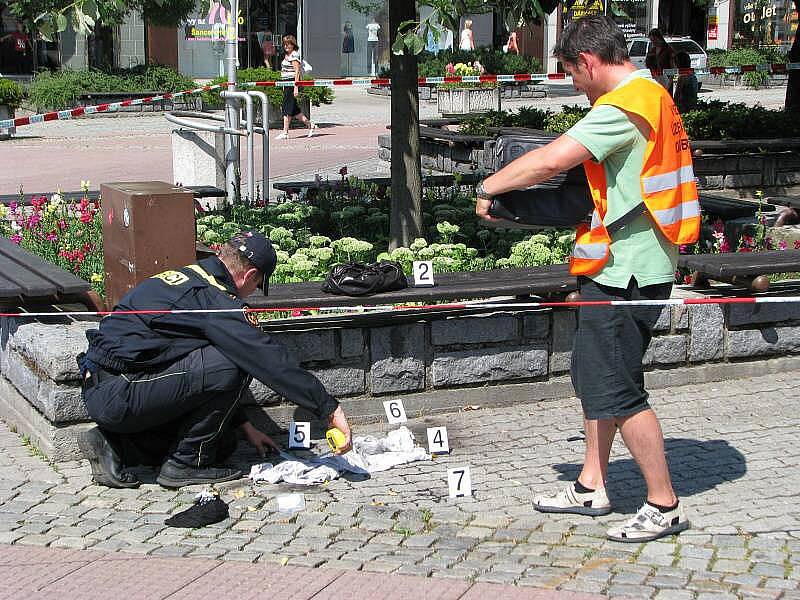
[82,345,249,468]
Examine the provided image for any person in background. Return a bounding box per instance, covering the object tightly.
[275,34,316,140]
[645,28,675,94]
[262,29,276,70]
[459,18,475,51]
[672,51,698,113]
[505,30,519,54]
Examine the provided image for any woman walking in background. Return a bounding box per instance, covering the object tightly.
[276,35,316,140]
[645,28,675,94]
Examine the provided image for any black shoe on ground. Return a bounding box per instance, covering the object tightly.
[77,427,141,489]
[156,459,242,489]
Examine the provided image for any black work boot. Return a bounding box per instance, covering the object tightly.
[156,459,242,489]
[77,427,141,489]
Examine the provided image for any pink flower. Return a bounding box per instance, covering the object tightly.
[719,239,731,253]
[446,62,455,75]
[795,240,800,250]
[339,166,348,178]
[80,211,93,224]
[10,233,21,244]
[712,218,724,234]
[46,231,58,242]
[779,240,788,250]
[57,219,67,230]
[26,214,41,229]
[9,201,18,213]
[31,197,46,211]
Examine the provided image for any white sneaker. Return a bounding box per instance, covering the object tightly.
[607,502,690,543]
[307,122,318,137]
[533,483,612,516]
[275,132,289,140]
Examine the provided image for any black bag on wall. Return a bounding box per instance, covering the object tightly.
[322,261,408,297]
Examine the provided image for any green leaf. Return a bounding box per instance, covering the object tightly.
[392,35,407,56]
[405,34,424,56]
[82,0,99,20]
[56,13,67,32]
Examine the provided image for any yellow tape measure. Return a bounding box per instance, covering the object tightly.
[326,427,346,452]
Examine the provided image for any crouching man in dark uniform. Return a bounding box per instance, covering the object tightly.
[77,230,352,489]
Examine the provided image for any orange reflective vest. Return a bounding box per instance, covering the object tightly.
[569,76,701,276]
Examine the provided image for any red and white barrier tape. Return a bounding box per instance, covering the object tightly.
[1,294,798,319]
[4,62,799,131]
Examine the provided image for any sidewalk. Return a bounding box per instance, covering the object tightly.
[1,368,799,598]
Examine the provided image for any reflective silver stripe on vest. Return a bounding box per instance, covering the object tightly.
[652,198,701,226]
[572,242,607,260]
[590,210,602,230]
[642,165,696,194]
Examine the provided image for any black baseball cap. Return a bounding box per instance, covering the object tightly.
[231,230,277,292]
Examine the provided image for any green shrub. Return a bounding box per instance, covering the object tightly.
[681,100,800,140]
[0,78,24,110]
[202,67,334,109]
[708,46,786,89]
[27,65,196,110]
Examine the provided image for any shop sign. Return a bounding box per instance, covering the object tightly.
[184,1,244,42]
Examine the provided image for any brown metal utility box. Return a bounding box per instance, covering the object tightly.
[101,182,196,308]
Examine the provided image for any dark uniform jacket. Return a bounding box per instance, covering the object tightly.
[83,256,338,419]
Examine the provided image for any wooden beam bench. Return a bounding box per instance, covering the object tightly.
[0,237,103,312]
[680,249,800,292]
[272,173,480,195]
[245,263,577,330]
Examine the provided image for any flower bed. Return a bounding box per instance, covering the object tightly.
[3,178,799,300]
[0,184,103,295]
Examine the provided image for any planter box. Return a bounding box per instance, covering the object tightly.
[438,87,500,117]
[0,105,15,140]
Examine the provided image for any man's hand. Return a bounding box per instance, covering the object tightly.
[475,196,503,222]
[327,405,352,454]
[240,421,279,457]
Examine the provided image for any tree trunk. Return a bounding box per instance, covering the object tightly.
[786,0,800,112]
[388,0,423,250]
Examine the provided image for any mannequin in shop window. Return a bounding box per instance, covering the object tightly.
[459,18,475,51]
[366,16,380,77]
[342,20,354,75]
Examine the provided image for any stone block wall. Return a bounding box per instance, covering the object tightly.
[2,300,800,461]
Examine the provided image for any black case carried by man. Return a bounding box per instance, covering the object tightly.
[484,131,594,229]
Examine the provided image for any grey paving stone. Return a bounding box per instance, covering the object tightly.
[606,584,656,598]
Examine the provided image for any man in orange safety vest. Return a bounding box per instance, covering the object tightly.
[474,15,698,543]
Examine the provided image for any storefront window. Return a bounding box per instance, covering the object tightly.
[609,0,649,40]
[733,0,798,49]
[1,11,33,74]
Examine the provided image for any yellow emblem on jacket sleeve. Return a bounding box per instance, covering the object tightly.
[152,270,189,286]
[244,311,260,327]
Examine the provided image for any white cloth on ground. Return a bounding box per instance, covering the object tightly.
[248,426,430,486]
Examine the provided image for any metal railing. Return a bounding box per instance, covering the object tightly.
[164,0,270,205]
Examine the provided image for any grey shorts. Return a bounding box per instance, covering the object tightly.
[571,276,672,420]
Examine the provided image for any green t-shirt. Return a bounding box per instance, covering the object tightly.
[565,69,678,288]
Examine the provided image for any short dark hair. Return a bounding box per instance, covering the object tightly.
[675,51,691,69]
[552,15,629,66]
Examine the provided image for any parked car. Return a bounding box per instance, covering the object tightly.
[627,36,708,87]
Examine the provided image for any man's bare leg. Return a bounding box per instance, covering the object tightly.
[617,408,677,506]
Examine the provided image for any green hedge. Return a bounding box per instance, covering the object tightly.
[27,65,197,110]
[459,101,800,140]
[202,67,335,109]
[0,78,24,110]
[707,46,788,88]
[417,48,543,79]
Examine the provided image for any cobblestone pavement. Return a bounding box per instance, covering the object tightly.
[1,369,799,598]
[1,83,789,196]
